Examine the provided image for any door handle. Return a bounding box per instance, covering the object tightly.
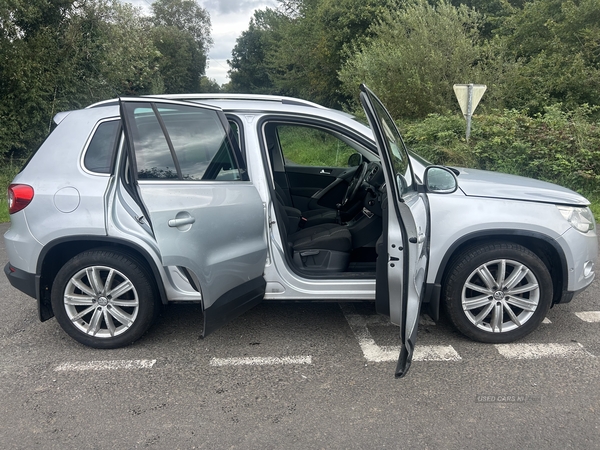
[168,216,196,227]
[319,169,332,175]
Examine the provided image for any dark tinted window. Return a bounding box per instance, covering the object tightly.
[84,120,120,174]
[124,103,242,181]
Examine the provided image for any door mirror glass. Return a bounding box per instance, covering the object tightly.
[424,166,458,193]
[347,153,363,167]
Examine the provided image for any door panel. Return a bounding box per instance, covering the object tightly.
[119,98,268,337]
[360,85,430,378]
[286,166,354,210]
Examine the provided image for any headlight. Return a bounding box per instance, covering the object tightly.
[557,206,595,233]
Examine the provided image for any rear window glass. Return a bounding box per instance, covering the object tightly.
[84,120,120,174]
[123,102,244,182]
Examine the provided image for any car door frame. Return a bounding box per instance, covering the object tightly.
[359,84,430,378]
[263,117,370,211]
[118,97,269,338]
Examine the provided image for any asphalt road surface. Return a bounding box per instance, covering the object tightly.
[1,222,599,449]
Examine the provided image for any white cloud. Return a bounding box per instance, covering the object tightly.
[122,0,277,85]
[204,0,277,84]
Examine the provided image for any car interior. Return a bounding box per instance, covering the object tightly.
[261,121,387,278]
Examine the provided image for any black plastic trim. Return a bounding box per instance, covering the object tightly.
[423,283,442,321]
[36,235,170,305]
[202,276,266,338]
[4,262,37,299]
[434,229,568,286]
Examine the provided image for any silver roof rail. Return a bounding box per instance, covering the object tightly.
[87,93,326,109]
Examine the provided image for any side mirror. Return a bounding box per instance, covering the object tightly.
[424,166,458,194]
[348,153,363,167]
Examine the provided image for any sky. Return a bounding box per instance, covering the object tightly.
[126,0,278,85]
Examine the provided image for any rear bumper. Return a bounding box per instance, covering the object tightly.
[4,262,36,299]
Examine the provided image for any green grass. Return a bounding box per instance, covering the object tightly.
[0,163,24,223]
[587,194,600,223]
[277,125,356,167]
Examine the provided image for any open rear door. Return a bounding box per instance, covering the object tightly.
[119,98,268,337]
[360,85,430,378]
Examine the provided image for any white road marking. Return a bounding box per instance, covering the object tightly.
[542,317,552,324]
[495,343,594,360]
[340,303,460,362]
[209,356,312,367]
[54,359,157,372]
[413,345,462,361]
[574,311,600,323]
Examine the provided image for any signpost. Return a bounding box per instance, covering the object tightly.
[453,84,486,142]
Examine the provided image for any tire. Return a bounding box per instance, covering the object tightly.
[442,242,553,343]
[51,249,159,349]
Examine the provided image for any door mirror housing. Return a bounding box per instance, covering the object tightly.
[347,153,363,167]
[424,166,458,194]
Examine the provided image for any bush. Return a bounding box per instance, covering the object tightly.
[401,105,600,217]
[0,158,26,223]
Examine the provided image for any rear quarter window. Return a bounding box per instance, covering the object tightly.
[83,119,120,174]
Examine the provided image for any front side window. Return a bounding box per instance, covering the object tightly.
[122,102,244,181]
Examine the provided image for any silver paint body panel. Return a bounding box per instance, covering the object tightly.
[4,97,597,307]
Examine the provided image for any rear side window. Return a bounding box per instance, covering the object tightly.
[122,102,245,182]
[83,120,120,174]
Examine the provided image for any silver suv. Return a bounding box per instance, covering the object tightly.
[4,85,597,377]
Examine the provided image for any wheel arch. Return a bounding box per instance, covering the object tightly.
[426,230,567,320]
[36,236,169,321]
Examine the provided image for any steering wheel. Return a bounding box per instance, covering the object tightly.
[341,162,369,207]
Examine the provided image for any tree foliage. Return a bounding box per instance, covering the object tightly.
[339,0,483,118]
[0,0,212,158]
[227,9,282,94]
[228,0,398,106]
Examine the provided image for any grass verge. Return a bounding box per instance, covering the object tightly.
[0,163,23,223]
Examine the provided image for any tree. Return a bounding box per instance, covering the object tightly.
[151,0,212,93]
[0,0,165,158]
[228,8,282,94]
[339,0,483,118]
[267,0,399,107]
[198,76,221,93]
[485,0,600,114]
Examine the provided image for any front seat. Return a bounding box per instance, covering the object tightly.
[274,198,351,272]
[275,184,338,228]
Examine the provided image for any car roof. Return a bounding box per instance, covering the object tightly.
[83,93,368,134]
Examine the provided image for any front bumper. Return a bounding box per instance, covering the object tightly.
[555,227,597,293]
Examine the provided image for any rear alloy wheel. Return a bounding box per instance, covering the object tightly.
[51,250,159,348]
[443,242,553,343]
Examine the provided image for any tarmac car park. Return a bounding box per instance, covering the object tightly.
[4,85,597,377]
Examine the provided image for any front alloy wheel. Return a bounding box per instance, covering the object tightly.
[52,250,159,348]
[443,242,553,343]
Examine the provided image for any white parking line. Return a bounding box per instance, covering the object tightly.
[340,303,461,362]
[54,359,157,371]
[494,343,594,360]
[574,311,600,323]
[209,356,312,367]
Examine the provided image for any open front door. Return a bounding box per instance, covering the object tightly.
[360,85,430,378]
[119,98,268,337]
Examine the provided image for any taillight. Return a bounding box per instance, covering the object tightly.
[8,184,34,214]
